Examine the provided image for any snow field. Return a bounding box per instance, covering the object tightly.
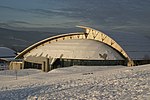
[0,65,149,100]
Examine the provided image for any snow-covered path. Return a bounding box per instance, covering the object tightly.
[0,65,150,100]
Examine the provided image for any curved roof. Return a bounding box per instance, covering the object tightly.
[16,32,85,58]
[0,47,16,58]
[23,39,124,60]
[16,26,130,60]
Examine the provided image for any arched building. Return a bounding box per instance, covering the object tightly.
[15,26,150,72]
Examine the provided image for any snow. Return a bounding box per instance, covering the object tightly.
[26,39,124,60]
[0,65,150,100]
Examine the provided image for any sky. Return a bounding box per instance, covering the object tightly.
[0,0,150,34]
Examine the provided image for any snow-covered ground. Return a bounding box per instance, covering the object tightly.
[0,65,150,100]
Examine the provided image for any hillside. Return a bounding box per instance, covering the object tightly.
[0,28,56,51]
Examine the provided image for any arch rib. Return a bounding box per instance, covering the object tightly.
[76,26,131,61]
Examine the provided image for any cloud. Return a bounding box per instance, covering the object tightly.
[48,0,150,27]
[0,5,28,12]
[0,5,59,18]
[0,0,150,35]
[29,8,81,17]
[0,20,43,29]
[7,20,42,26]
[0,22,11,28]
[29,9,61,17]
[0,5,74,18]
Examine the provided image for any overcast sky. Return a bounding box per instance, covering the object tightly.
[0,0,150,34]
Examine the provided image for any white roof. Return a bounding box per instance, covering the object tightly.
[24,39,124,60]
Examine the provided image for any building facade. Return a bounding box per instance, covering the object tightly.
[14,26,138,72]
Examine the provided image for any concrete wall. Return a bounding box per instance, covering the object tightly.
[9,61,22,70]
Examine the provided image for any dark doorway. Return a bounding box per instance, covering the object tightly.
[24,61,42,69]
